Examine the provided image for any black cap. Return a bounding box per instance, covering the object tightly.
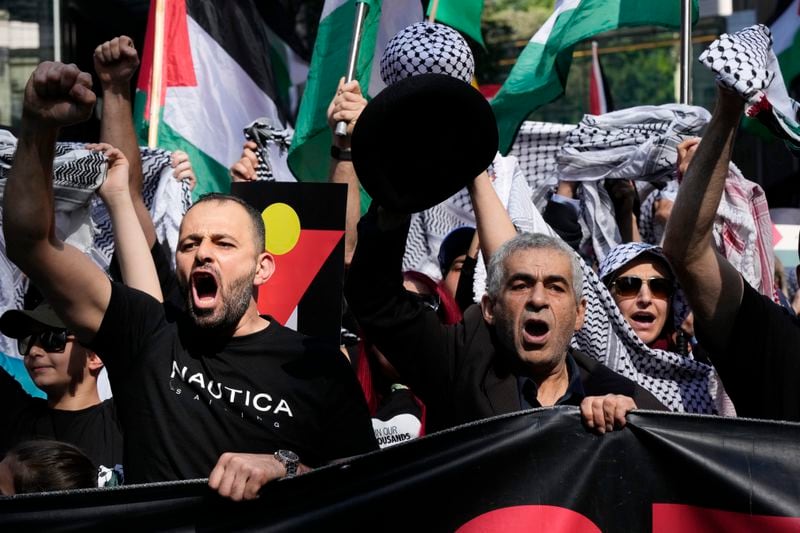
[0,302,66,339]
[438,226,476,274]
[351,73,498,213]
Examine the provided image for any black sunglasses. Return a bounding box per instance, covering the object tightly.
[18,329,69,356]
[610,276,674,299]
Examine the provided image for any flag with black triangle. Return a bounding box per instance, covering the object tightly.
[231,181,346,343]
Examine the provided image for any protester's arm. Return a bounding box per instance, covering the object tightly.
[92,143,163,302]
[580,394,636,434]
[345,206,456,404]
[454,232,479,311]
[327,78,366,266]
[543,181,583,251]
[467,171,517,264]
[94,36,157,249]
[3,62,109,341]
[662,88,744,349]
[605,179,641,243]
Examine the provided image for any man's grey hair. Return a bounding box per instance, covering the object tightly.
[485,233,583,302]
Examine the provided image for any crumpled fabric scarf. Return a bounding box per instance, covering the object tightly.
[639,180,679,245]
[243,118,293,182]
[700,24,800,153]
[0,132,190,357]
[555,104,711,262]
[713,163,776,298]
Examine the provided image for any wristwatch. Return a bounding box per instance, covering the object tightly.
[274,449,300,478]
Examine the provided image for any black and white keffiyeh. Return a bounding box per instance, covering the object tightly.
[509,121,576,210]
[556,104,711,184]
[639,180,679,245]
[243,118,293,181]
[700,24,800,152]
[0,132,190,356]
[699,24,774,101]
[554,104,710,261]
[380,22,475,86]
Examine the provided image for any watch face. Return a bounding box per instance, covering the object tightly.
[277,449,299,463]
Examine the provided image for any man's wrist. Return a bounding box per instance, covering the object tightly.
[331,145,352,161]
[100,83,132,98]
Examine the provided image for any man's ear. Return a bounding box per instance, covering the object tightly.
[574,297,587,332]
[480,294,495,325]
[253,252,276,286]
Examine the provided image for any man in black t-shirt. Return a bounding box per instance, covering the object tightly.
[0,302,123,486]
[664,86,800,421]
[3,62,376,501]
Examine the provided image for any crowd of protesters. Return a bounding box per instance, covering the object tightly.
[1,21,799,501]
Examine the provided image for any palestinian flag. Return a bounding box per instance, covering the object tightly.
[491,0,697,154]
[134,0,306,198]
[426,0,485,48]
[287,0,423,208]
[772,0,800,87]
[232,181,347,343]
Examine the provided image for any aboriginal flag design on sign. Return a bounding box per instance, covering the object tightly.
[231,181,346,342]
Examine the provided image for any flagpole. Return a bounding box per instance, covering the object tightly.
[679,0,692,104]
[428,0,440,22]
[334,1,370,137]
[148,0,167,148]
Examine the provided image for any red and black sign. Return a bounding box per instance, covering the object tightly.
[232,181,346,343]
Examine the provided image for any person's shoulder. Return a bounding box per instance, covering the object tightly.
[741,281,800,328]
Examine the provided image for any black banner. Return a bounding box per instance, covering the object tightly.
[2,408,800,531]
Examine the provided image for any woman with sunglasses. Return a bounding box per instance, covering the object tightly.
[599,242,682,350]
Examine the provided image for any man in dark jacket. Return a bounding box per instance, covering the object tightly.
[346,205,666,435]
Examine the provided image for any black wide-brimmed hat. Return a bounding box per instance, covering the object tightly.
[351,73,498,213]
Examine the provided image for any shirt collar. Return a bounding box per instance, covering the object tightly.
[517,352,586,409]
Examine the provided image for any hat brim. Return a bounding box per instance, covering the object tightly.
[0,305,66,339]
[352,73,498,213]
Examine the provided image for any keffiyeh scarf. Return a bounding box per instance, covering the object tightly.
[0,132,190,356]
[700,24,800,153]
[243,118,293,182]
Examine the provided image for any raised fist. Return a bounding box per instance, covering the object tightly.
[94,36,140,88]
[22,62,95,128]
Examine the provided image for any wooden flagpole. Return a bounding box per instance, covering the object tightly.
[148,0,167,148]
[428,0,440,23]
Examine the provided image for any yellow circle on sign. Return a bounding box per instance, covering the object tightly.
[262,203,301,255]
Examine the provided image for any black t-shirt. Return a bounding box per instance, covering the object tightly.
[697,281,800,421]
[0,369,124,486]
[90,282,377,483]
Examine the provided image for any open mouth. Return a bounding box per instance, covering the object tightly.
[522,318,550,345]
[191,270,219,309]
[630,312,656,326]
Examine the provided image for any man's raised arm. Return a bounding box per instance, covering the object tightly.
[3,62,110,341]
[94,36,158,249]
[662,88,745,349]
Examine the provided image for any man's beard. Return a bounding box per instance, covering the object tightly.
[182,269,255,331]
